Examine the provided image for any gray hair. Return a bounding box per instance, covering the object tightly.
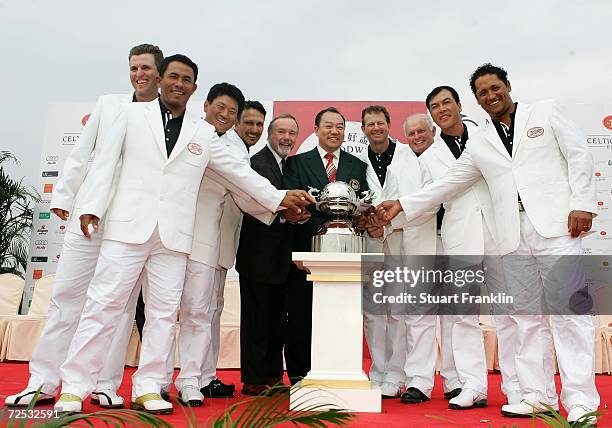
[403,113,434,131]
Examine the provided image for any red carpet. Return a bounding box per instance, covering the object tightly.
[0,362,609,427]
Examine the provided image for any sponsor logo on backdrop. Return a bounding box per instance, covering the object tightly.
[33,269,43,280]
[42,170,59,177]
[39,212,51,219]
[82,113,91,126]
[587,135,612,149]
[34,239,47,250]
[43,183,53,193]
[37,225,48,235]
[31,256,48,263]
[46,155,59,165]
[40,198,51,204]
[603,115,612,131]
[62,133,80,146]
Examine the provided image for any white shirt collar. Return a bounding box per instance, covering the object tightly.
[316,145,341,164]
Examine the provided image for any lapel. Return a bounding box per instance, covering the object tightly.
[167,111,199,164]
[430,136,456,168]
[336,149,354,183]
[262,146,283,187]
[356,145,382,195]
[391,143,421,190]
[143,100,168,160]
[510,102,531,157]
[482,121,512,161]
[305,147,329,189]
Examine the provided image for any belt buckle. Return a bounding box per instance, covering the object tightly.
[518,200,525,212]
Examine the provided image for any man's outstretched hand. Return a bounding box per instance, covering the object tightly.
[79,214,100,239]
[568,210,593,238]
[374,200,403,226]
[280,190,316,214]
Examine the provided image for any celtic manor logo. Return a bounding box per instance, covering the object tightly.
[603,115,612,131]
[527,127,544,138]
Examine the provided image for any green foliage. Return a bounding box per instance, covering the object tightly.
[0,151,39,278]
[206,384,355,427]
[533,403,601,427]
[2,385,355,428]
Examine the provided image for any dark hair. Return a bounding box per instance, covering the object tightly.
[315,107,345,127]
[129,44,164,72]
[159,54,198,82]
[206,82,245,115]
[268,113,299,134]
[361,105,390,125]
[469,63,509,96]
[239,100,266,121]
[425,86,460,111]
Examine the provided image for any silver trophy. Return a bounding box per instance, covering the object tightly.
[308,181,375,252]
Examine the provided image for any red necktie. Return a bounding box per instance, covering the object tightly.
[324,152,336,182]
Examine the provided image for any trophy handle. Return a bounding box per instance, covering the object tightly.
[359,189,375,204]
[308,186,321,201]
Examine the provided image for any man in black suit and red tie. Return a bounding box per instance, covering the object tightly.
[283,107,370,241]
[281,107,370,384]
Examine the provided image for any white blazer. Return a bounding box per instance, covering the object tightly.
[81,101,283,254]
[361,142,437,255]
[418,135,497,255]
[50,93,131,234]
[398,100,597,255]
[189,129,277,268]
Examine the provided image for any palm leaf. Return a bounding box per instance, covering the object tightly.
[0,152,38,279]
[209,383,354,427]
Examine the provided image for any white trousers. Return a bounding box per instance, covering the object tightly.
[364,313,407,387]
[500,212,599,410]
[60,227,186,399]
[173,260,226,389]
[27,231,137,395]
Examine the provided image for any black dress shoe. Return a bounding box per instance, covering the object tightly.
[401,387,430,404]
[241,384,268,396]
[444,388,462,400]
[263,377,284,387]
[200,378,235,398]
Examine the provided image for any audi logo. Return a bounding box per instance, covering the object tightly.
[35,240,48,245]
[46,155,59,161]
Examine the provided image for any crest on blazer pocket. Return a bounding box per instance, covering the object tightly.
[188,143,203,155]
[349,179,360,191]
[527,127,544,138]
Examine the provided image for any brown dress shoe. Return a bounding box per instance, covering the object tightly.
[241,384,268,396]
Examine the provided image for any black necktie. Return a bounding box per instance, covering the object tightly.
[280,158,286,174]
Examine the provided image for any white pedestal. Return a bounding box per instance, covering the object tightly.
[290,252,383,413]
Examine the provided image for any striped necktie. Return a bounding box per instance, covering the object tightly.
[324,152,336,182]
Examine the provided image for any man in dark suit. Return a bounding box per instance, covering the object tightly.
[281,107,370,384]
[236,114,307,395]
[283,107,370,244]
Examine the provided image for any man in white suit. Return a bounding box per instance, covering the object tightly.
[417,87,499,409]
[376,64,599,423]
[4,44,164,409]
[357,106,437,399]
[172,90,272,405]
[53,55,312,414]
